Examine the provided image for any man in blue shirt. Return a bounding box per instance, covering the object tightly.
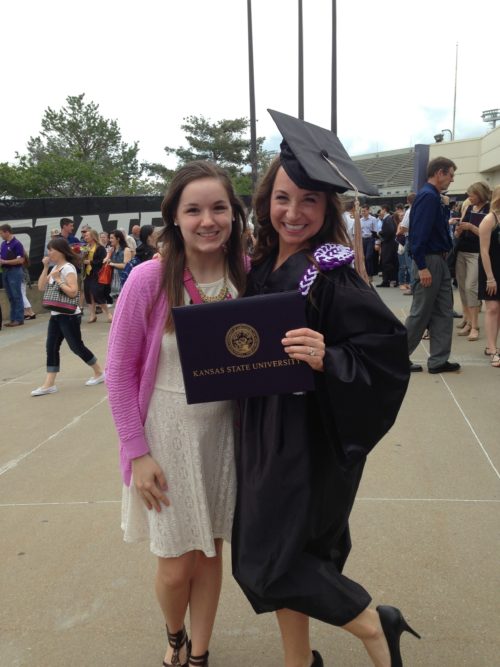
[0,224,25,326]
[59,218,81,247]
[406,157,460,373]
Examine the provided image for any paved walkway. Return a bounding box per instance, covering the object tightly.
[1,287,498,666]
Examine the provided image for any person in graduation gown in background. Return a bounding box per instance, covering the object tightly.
[231,111,418,667]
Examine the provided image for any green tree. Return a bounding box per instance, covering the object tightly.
[164,115,269,192]
[1,94,145,198]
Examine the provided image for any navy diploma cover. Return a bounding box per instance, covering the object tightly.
[172,291,315,404]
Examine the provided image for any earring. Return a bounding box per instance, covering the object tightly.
[174,221,179,227]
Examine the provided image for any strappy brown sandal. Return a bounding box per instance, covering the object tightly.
[163,625,190,667]
[188,650,209,666]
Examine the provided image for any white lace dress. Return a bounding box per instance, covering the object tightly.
[121,278,237,558]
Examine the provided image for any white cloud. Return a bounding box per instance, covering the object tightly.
[0,0,498,168]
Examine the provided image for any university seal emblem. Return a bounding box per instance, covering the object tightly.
[225,323,260,358]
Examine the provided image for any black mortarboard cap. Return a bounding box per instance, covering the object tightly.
[268,109,379,196]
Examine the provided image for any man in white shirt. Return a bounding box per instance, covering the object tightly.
[342,201,355,239]
[359,205,378,278]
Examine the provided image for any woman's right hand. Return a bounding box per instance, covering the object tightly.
[486,278,497,296]
[42,256,50,267]
[131,454,169,512]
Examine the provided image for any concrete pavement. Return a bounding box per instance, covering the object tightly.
[0,287,499,666]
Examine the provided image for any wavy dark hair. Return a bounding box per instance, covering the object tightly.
[110,229,128,250]
[251,157,351,265]
[159,161,247,332]
[47,237,81,268]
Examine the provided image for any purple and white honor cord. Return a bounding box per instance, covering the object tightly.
[298,243,355,296]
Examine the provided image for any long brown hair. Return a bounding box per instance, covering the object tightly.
[251,157,351,265]
[47,237,81,268]
[158,161,247,331]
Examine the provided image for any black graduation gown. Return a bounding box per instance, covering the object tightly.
[231,250,410,626]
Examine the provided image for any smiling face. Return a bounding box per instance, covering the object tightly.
[270,167,327,257]
[175,177,233,261]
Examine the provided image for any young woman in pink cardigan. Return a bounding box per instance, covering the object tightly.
[106,161,247,667]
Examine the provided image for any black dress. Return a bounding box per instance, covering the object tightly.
[83,245,108,304]
[478,214,500,301]
[232,250,410,626]
[379,215,398,284]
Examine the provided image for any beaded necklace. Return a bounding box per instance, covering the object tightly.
[184,267,231,304]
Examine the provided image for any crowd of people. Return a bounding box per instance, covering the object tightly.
[341,171,500,371]
[0,218,164,394]
[1,121,499,666]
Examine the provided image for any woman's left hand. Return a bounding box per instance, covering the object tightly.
[282,327,325,371]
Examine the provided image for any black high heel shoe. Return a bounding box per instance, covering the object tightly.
[163,625,190,667]
[376,605,420,667]
[311,650,324,666]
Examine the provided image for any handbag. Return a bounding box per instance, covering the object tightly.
[98,263,112,285]
[42,281,79,314]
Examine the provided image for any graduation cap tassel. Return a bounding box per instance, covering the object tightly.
[321,154,370,285]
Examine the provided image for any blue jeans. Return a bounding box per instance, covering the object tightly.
[3,266,24,323]
[404,245,415,290]
[46,314,97,372]
[398,250,410,285]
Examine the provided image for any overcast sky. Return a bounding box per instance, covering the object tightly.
[1,0,498,169]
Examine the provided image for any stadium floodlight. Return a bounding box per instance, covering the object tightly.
[481,109,500,129]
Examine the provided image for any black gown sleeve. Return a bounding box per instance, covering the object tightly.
[307,266,410,467]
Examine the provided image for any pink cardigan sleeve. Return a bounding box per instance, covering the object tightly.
[106,263,163,464]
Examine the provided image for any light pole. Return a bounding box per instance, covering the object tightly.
[247,0,258,191]
[331,0,337,133]
[298,0,304,119]
[441,129,453,141]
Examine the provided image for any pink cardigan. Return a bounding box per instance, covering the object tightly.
[106,260,167,485]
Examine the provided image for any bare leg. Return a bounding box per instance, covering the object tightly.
[89,361,103,378]
[461,305,471,327]
[87,297,96,322]
[468,305,480,337]
[484,301,499,353]
[343,607,390,667]
[40,371,58,389]
[100,303,112,322]
[188,539,224,657]
[276,609,313,667]
[156,552,197,665]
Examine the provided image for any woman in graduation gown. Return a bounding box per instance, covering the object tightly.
[232,119,419,667]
